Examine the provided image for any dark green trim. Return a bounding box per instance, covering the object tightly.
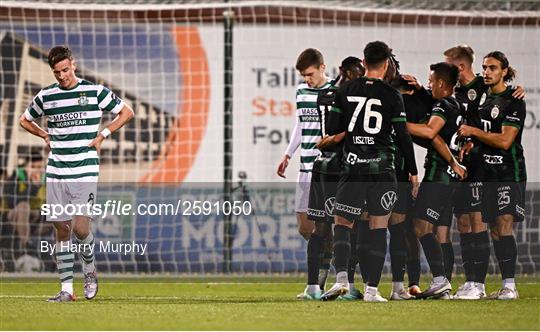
[43,90,97,102]
[47,158,99,168]
[502,122,520,129]
[46,172,99,179]
[49,132,97,142]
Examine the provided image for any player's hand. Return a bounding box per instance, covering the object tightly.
[316,135,334,151]
[88,134,105,153]
[458,141,474,162]
[512,85,526,100]
[401,74,422,90]
[409,174,419,198]
[277,155,290,178]
[457,124,477,138]
[450,160,468,181]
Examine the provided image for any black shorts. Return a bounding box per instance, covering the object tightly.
[482,181,526,223]
[413,181,457,227]
[393,168,412,215]
[334,171,397,220]
[307,172,339,223]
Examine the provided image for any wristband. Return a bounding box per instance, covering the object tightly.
[100,128,112,138]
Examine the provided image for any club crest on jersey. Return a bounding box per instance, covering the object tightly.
[467,89,477,101]
[479,92,487,105]
[78,94,88,106]
[491,106,500,119]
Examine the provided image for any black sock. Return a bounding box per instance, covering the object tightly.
[321,231,333,271]
[499,235,517,280]
[367,228,388,287]
[405,223,420,287]
[459,233,475,282]
[419,233,445,278]
[356,220,370,283]
[348,223,358,284]
[389,223,407,282]
[307,233,324,285]
[473,231,490,284]
[441,242,454,282]
[493,239,504,273]
[333,225,351,274]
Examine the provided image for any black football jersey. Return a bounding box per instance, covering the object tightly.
[312,78,342,175]
[328,77,406,175]
[477,87,527,182]
[454,75,488,129]
[424,96,465,183]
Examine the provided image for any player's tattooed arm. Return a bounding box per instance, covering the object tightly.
[458,124,519,150]
[316,132,345,151]
[406,115,445,140]
[432,135,467,180]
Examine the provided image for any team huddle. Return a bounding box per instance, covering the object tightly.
[278,42,526,302]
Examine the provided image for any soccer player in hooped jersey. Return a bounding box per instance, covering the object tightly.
[277,48,333,240]
[19,46,134,302]
[407,62,466,299]
[458,51,526,300]
[297,56,364,301]
[322,41,418,302]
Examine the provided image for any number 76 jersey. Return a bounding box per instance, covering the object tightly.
[328,77,406,175]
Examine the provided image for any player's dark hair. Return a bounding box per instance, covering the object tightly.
[363,41,392,69]
[48,46,73,68]
[339,56,364,79]
[430,62,459,88]
[444,44,474,65]
[484,51,516,82]
[295,48,324,71]
[390,75,415,92]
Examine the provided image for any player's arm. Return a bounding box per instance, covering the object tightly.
[406,114,445,140]
[431,135,467,180]
[458,101,524,150]
[458,125,518,151]
[19,94,49,146]
[88,104,134,151]
[277,114,301,178]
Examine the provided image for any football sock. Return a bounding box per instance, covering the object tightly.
[76,232,95,274]
[56,240,74,295]
[441,242,454,282]
[473,231,490,284]
[307,233,324,285]
[419,233,445,278]
[366,228,387,288]
[348,222,358,284]
[389,223,407,282]
[356,219,370,283]
[459,232,475,282]
[333,225,351,275]
[392,281,404,292]
[499,235,517,280]
[503,278,516,291]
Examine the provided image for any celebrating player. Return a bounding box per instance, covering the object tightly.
[458,51,526,300]
[445,45,524,299]
[19,46,134,302]
[298,56,364,301]
[407,62,465,299]
[321,41,418,302]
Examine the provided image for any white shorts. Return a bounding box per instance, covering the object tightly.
[46,181,97,222]
[295,171,312,213]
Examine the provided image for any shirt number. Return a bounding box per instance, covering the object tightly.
[347,96,382,134]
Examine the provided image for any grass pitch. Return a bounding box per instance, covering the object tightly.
[1,275,539,330]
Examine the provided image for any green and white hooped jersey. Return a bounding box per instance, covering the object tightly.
[24,78,124,182]
[292,81,332,172]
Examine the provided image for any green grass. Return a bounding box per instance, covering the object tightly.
[1,276,539,330]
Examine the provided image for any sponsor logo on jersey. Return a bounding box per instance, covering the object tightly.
[307,208,325,218]
[467,89,477,101]
[426,208,440,220]
[352,136,374,145]
[78,94,88,106]
[380,191,397,211]
[50,112,85,122]
[491,105,500,119]
[479,93,487,105]
[346,152,358,165]
[335,202,362,215]
[345,152,381,165]
[505,116,520,122]
[483,154,503,164]
[325,197,336,216]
